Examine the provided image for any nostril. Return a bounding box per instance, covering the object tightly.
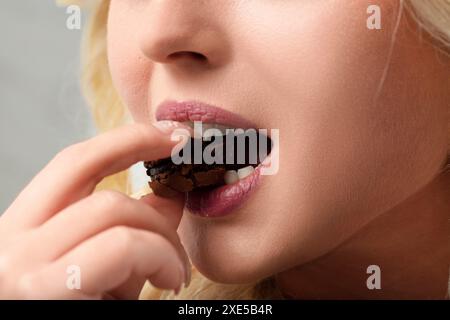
[168,51,208,62]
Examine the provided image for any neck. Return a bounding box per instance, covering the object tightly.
[276,170,450,299]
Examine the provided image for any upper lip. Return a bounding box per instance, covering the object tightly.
[155,100,257,129]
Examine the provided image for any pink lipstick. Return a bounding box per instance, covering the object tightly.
[154,100,269,218]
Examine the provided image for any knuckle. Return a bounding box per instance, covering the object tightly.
[130,123,152,139]
[125,124,155,152]
[145,231,172,252]
[109,226,136,254]
[91,190,128,212]
[53,143,85,163]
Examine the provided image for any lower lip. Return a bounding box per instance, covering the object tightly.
[185,165,263,218]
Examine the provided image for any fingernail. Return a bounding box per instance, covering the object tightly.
[174,263,185,296]
[174,284,182,296]
[184,262,192,288]
[153,120,184,134]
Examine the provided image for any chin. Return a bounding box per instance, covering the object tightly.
[189,248,271,284]
[179,217,279,284]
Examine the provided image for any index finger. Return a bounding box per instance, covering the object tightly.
[4,121,191,229]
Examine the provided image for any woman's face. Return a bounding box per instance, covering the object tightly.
[107,0,449,283]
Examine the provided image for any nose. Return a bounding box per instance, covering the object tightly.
[139,1,230,68]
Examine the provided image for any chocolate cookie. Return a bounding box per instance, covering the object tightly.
[144,132,271,198]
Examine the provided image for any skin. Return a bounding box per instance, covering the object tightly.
[0,0,448,299]
[107,0,450,298]
[0,122,192,298]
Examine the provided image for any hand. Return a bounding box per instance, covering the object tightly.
[0,122,191,299]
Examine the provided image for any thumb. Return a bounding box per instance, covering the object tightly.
[139,192,186,230]
[139,192,191,287]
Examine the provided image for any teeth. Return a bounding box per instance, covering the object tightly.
[180,121,195,128]
[203,128,224,139]
[223,166,255,185]
[224,170,239,185]
[180,121,233,137]
[237,166,255,180]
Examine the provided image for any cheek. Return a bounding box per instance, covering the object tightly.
[236,0,445,202]
[107,4,153,122]
[234,0,396,99]
[180,0,448,280]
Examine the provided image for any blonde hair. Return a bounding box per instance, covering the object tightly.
[407,0,450,49]
[59,0,450,299]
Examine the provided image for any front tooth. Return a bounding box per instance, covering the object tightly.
[203,128,223,139]
[191,121,204,137]
[181,121,195,128]
[237,166,255,180]
[203,124,231,137]
[202,123,214,131]
[224,170,239,185]
[213,124,231,135]
[181,121,232,135]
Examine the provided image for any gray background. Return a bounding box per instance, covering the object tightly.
[0,1,94,213]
